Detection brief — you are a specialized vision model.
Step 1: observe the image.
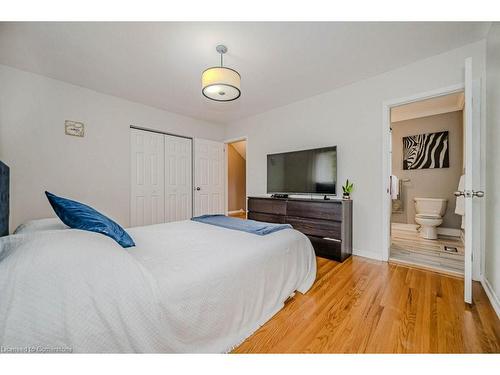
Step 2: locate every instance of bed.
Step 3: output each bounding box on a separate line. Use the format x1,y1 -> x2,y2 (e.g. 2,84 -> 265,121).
0,216 -> 316,352
0,161 -> 9,237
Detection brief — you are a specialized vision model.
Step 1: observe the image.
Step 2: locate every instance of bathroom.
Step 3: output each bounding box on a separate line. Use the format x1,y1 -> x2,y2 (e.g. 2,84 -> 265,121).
389,92 -> 465,276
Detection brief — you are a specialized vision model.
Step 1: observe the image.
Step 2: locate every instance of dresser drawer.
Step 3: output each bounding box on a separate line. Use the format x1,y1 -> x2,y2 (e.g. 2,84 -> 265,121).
287,200 -> 342,221
248,198 -> 287,215
248,212 -> 286,224
307,236 -> 343,261
286,216 -> 341,238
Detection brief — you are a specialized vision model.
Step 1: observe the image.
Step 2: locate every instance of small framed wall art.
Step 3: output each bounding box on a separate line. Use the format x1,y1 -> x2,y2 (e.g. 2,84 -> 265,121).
64,120 -> 85,137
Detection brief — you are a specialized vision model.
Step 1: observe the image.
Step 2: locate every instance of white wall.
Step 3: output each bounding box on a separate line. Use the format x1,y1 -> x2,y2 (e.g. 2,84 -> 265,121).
485,23 -> 500,314
225,41 -> 486,261
0,64 -> 225,230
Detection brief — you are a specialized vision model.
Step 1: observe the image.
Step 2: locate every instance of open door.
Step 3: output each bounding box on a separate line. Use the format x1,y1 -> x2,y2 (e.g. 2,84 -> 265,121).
457,57 -> 484,304
193,138 -> 225,216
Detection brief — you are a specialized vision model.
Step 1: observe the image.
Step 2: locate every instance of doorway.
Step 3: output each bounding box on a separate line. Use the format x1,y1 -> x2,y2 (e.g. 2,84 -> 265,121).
388,92 -> 465,277
382,59 -> 484,305
226,138 -> 247,219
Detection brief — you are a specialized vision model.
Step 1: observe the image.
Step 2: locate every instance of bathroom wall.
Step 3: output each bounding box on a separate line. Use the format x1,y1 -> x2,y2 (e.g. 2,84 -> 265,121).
391,111 -> 463,229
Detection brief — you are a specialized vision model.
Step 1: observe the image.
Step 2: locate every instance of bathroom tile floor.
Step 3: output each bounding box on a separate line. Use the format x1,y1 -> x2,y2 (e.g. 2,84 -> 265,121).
390,226 -> 464,277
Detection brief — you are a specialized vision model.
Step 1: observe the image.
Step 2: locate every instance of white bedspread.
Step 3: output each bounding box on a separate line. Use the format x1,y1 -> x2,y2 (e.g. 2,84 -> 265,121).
0,220 -> 316,353
0,230 -> 170,353
127,220 -> 316,353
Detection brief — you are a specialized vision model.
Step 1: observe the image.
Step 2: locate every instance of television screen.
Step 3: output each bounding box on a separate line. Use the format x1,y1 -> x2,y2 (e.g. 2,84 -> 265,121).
267,146 -> 337,194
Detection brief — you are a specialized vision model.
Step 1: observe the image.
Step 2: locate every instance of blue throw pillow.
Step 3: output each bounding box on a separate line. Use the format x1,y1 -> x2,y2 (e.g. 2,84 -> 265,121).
45,191 -> 135,248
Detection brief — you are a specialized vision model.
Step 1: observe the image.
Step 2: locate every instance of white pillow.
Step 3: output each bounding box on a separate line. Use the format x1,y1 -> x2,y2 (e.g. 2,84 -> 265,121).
14,217 -> 68,235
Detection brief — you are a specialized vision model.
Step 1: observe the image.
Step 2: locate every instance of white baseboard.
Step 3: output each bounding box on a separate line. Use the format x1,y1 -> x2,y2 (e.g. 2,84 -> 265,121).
353,249 -> 385,261
391,223 -> 461,237
481,277 -> 500,319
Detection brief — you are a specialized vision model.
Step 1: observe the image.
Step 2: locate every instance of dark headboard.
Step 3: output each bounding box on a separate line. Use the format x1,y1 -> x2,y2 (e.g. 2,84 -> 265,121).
0,161 -> 9,236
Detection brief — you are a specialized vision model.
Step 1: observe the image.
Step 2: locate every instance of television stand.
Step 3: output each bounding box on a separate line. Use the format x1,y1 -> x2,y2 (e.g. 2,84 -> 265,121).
247,196 -> 352,262
271,193 -> 289,199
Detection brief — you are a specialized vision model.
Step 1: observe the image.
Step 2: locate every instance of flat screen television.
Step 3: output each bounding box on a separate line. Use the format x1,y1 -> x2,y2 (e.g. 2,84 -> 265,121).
267,146 -> 337,195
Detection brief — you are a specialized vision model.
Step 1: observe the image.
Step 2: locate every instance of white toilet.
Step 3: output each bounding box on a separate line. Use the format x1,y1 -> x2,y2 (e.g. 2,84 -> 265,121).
414,198 -> 448,240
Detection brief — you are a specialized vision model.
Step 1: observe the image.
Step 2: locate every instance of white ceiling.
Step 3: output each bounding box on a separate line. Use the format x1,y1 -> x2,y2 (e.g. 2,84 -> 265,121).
391,92 -> 465,123
0,22 -> 491,124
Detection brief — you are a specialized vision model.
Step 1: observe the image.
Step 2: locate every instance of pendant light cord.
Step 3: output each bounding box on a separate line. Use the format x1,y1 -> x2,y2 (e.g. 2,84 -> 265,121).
220,52 -> 223,67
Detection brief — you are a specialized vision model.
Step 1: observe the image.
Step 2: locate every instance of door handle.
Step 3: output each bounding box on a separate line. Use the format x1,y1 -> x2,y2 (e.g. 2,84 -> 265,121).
454,190 -> 484,198
472,190 -> 484,198
195,187 -> 201,191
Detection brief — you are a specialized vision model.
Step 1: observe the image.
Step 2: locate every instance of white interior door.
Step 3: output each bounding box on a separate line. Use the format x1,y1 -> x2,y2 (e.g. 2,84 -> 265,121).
194,138 -> 225,216
164,134 -> 192,222
130,129 -> 165,226
461,57 -> 484,304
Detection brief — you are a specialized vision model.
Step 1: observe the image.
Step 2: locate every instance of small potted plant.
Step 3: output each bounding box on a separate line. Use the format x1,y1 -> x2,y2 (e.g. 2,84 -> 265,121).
342,179 -> 354,200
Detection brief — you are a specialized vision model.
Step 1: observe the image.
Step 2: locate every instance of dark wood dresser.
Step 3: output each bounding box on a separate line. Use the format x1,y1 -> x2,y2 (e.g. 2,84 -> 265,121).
247,196 -> 352,262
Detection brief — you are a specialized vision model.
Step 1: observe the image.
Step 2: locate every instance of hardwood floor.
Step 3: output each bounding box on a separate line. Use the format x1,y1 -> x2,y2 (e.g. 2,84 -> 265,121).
233,256 -> 500,353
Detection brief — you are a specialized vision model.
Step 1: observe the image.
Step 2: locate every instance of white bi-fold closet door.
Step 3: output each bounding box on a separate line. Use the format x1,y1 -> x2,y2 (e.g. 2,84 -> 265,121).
164,134 -> 193,222
130,128 -> 193,227
130,129 -> 165,226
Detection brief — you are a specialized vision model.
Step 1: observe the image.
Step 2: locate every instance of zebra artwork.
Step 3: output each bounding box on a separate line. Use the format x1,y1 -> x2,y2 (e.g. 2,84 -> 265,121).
402,131 -> 449,170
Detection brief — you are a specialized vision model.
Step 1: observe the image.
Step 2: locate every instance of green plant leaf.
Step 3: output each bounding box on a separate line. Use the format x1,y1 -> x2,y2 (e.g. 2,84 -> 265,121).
342,179 -> 354,195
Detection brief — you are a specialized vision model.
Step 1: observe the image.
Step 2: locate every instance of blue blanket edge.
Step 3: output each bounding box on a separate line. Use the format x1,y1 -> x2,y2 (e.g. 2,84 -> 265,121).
191,214 -> 292,236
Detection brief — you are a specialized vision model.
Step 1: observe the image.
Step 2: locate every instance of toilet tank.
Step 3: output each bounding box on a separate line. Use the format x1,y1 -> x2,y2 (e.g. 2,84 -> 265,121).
414,197 -> 448,216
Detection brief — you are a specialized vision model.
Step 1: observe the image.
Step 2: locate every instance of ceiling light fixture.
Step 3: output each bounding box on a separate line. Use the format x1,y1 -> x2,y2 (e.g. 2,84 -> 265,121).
202,45 -> 241,102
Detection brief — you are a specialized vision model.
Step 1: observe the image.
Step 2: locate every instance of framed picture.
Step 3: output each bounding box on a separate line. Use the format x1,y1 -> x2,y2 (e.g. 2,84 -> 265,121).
403,131 -> 449,170
65,120 -> 85,137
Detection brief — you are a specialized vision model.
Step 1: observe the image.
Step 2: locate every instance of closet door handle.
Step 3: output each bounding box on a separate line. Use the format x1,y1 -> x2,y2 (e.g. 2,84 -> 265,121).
195,187 -> 201,191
